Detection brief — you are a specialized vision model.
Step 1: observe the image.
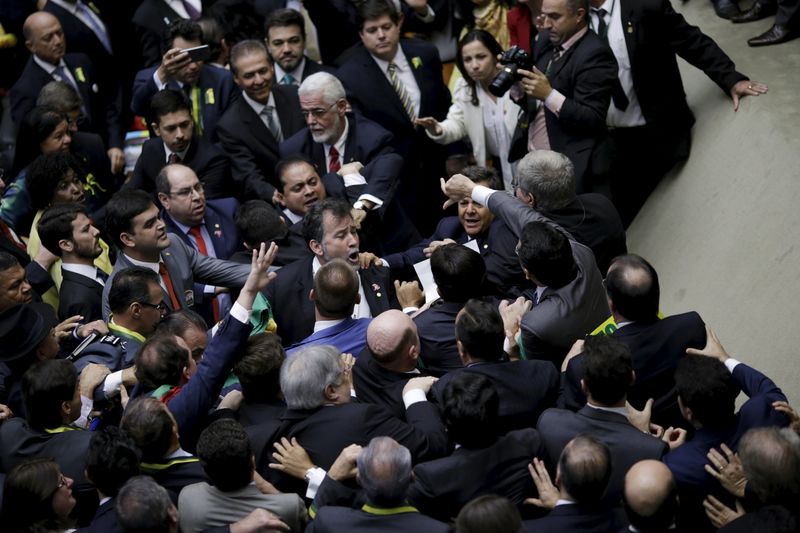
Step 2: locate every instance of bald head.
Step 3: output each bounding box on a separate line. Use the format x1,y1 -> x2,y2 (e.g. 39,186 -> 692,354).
605,254 -> 660,322
366,310 -> 419,372
558,435 -> 611,505
24,12 -> 65,65
624,460 -> 677,531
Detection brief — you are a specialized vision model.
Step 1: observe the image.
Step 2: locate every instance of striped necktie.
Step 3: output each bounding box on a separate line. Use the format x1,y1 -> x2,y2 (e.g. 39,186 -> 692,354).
387,62 -> 416,122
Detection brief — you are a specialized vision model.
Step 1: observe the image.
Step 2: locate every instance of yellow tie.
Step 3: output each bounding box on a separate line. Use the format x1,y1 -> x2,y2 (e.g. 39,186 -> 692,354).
190,86 -> 203,136
387,62 -> 416,122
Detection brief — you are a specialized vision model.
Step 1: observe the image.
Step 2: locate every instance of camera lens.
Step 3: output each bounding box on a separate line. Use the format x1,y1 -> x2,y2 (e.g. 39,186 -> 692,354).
489,65 -> 518,97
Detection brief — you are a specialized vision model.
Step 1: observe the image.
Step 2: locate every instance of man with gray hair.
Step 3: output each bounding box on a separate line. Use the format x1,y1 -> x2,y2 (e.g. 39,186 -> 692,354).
217,39 -> 305,205
269,344 -> 448,496
280,71 -> 417,254
308,437 -> 449,532
514,150 -> 626,273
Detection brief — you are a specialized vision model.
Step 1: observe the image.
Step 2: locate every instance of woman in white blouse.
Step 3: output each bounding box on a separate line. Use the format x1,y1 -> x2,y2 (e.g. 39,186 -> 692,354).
416,29 -> 522,191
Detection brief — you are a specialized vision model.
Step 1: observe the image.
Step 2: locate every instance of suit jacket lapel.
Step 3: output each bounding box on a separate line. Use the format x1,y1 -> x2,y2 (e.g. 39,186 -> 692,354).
364,50 -> 409,125
63,57 -> 92,106
203,208 -> 226,257
619,0 -> 637,63
239,99 -> 279,156
343,116 -> 357,163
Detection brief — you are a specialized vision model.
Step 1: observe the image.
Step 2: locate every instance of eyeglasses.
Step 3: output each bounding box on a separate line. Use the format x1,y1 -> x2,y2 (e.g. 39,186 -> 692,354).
139,300 -> 167,311
300,101 -> 338,119
170,182 -> 204,199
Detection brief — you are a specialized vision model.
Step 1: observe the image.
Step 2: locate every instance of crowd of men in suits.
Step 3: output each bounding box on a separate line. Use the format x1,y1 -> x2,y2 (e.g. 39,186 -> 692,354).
0,0 -> 796,531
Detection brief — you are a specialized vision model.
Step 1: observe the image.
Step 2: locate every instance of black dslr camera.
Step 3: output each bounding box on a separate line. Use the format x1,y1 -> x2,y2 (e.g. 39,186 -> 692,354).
489,45 -> 534,97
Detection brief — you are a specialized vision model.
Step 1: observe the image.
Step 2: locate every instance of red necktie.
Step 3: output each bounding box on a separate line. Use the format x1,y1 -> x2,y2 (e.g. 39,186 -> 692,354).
189,226 -> 219,322
328,146 -> 341,173
159,262 -> 182,310
168,153 -> 182,164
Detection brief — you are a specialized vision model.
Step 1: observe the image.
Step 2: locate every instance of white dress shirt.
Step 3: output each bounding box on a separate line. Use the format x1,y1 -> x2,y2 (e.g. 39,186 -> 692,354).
370,47 -> 422,119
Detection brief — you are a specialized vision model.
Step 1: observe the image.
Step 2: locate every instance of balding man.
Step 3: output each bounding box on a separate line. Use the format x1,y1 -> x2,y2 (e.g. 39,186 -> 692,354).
623,460 -> 679,532
352,309 -> 430,420
10,12 -> 123,159
286,259 -> 372,356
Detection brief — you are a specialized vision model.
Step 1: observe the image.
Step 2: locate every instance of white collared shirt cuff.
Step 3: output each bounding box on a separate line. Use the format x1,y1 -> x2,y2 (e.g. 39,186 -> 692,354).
471,184 -> 495,206
230,302 -> 250,324
304,467 -> 327,499
545,90 -> 566,116
153,69 -> 168,90
402,306 -> 419,314
403,388 -> 428,409
724,358 -> 741,373
357,194 -> 383,209
416,4 -> 435,22
203,284 -> 215,295
343,172 -> 367,187
102,370 -> 125,397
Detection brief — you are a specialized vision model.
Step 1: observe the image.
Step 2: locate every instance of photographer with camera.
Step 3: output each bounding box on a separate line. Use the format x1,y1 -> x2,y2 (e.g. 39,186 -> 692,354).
510,0 -> 618,194
416,30 -> 523,192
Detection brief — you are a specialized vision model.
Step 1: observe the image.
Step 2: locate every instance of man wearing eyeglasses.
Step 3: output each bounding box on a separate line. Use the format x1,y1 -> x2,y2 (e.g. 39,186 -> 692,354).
157,164 -> 241,325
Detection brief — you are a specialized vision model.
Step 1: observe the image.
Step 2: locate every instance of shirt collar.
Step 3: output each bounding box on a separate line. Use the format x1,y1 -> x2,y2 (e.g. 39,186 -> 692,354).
559,26 -> 589,53
169,213 -> 203,234
586,401 -> 629,418
123,253 -> 163,271
242,90 -> 275,116
33,54 -> 64,74
370,45 -> 408,75
324,117 -> 349,157
282,208 -> 303,225
61,263 -> 100,282
48,0 -> 81,14
164,143 -> 189,163
274,56 -> 306,83
313,318 -> 346,333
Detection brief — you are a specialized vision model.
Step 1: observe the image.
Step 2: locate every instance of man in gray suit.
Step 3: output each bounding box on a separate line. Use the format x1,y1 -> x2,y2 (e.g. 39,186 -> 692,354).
101,189 -> 250,321
441,173 -> 609,367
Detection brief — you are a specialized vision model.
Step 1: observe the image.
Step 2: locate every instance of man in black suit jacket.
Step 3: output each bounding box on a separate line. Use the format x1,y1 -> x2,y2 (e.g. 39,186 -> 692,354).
128,89 -> 231,199
537,336 -> 675,508
37,203 -> 105,322
217,39 -> 305,204
352,309 -> 430,420
10,12 -> 123,157
514,150 -> 626,274
336,0 -> 452,234
265,198 -> 399,347
561,254 -> 706,430
514,0 -> 618,193
430,300 -> 558,434
264,8 -> 337,86
589,0 -> 766,225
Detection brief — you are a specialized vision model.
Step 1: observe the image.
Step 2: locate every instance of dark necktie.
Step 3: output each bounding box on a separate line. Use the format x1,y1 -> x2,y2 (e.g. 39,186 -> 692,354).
589,8 -> 630,111
592,8 -> 608,39
328,146 -> 341,173
545,46 -> 564,76
96,268 -> 109,285
168,153 -> 182,164
182,0 -> 201,20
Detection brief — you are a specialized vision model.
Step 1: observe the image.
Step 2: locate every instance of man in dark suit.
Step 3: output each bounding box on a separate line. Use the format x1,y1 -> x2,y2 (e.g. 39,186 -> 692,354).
132,0 -> 201,68
157,164 -> 241,326
336,0 -> 451,234
431,299 -> 559,434
10,12 -> 123,161
217,39 -> 305,205
537,335 -> 674,507
561,254 -> 707,430
264,8 -> 336,86
514,0 -> 618,193
352,309 -> 429,420
523,435 -> 619,532
128,89 -> 231,199
102,190 -> 251,318
232,198 -> 310,268
514,150 -> 626,274
282,71 -> 415,254
265,198 -> 399,347
587,0 -> 767,225
37,203 -> 104,322
131,19 -> 237,142
623,460 -> 681,533
410,372 -> 544,522
664,333 -> 789,531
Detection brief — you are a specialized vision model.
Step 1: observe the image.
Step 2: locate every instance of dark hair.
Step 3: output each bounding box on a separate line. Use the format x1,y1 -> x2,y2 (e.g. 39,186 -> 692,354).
25,151 -> 84,211
582,335 -> 634,405
37,203 -> 88,258
11,107 -> 68,176
313,259 -> 360,318
135,332 -> 190,390
234,200 -> 288,246
455,299 -> 505,362
0,251 -> 19,272
36,81 -> 82,115
105,190 -> 156,249
674,355 -> 738,431
455,495 -> 524,533
149,89 -> 192,125
86,427 -> 142,497
441,372 -> 499,448
357,0 -> 400,30
116,476 -> 174,533
265,8 -> 306,40
154,165 -> 174,197
158,309 -> 208,339
302,197 -> 352,245
162,18 -> 203,53
207,0 -> 264,48
559,434 -> 612,505
197,17 -> 223,63
234,333 -> 285,402
276,154 -> 317,189
461,164 -> 503,190
605,255 -> 660,322
517,221 -> 577,288
456,30 -> 504,106
108,267 -> 161,316
22,359 -> 77,430
120,397 -> 175,463
2,458 -> 71,532
431,244 -> 486,302
229,39 -> 269,76
196,419 -> 253,491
